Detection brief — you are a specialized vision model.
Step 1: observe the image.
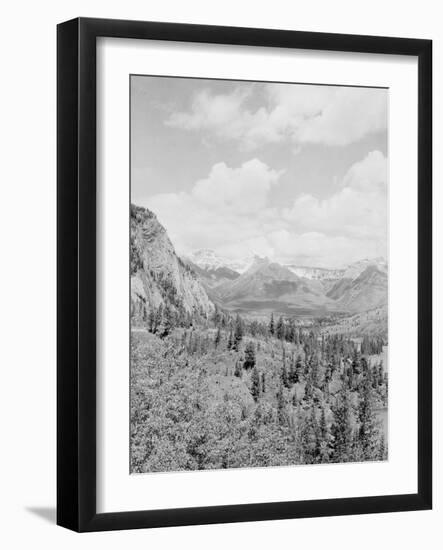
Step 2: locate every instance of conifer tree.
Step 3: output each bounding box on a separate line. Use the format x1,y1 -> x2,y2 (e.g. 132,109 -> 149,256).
358,375 -> 379,460
287,319 -> 295,343
276,316 -> 285,340
318,405 -> 332,463
233,314 -> 244,351
148,308 -> 155,333
243,341 -> 256,370
295,355 -> 303,381
269,313 -> 275,336
276,385 -> 288,426
158,304 -> 173,338
251,367 -> 261,402
261,372 -> 266,394
331,390 -> 353,462
214,327 -> 221,348
227,329 -> 233,350
300,406 -> 319,463
281,363 -> 290,389
289,358 -> 297,385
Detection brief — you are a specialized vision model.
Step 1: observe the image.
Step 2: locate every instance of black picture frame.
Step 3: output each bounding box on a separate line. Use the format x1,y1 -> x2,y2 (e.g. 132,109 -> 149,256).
57,17 -> 432,532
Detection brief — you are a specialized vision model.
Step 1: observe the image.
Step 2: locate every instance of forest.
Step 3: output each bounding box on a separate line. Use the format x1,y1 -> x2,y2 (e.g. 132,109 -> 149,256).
130,305 -> 388,473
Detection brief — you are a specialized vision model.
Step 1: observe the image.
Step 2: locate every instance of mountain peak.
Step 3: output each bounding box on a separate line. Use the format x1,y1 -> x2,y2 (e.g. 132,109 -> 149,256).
187,248 -> 252,274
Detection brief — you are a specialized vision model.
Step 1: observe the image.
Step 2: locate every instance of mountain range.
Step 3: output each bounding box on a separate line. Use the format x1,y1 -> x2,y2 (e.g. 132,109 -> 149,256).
185,248 -> 387,316
131,205 -> 388,322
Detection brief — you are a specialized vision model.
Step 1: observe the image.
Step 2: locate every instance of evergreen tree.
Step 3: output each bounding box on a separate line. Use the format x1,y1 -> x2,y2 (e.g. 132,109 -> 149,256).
331,390 -> 353,462
300,406 -> 318,463
233,314 -> 244,351
227,329 -> 233,350
358,374 -> 380,460
281,363 -> 290,389
276,385 -> 288,426
269,313 -> 275,336
261,372 -> 266,394
148,308 -> 155,333
251,367 -> 261,402
158,304 -> 173,338
318,406 -> 332,463
243,342 -> 256,370
276,316 -> 285,340
287,319 -> 296,343
295,355 -> 303,381
288,357 -> 298,385
212,304 -> 221,326
214,327 -> 221,348
304,377 -> 313,401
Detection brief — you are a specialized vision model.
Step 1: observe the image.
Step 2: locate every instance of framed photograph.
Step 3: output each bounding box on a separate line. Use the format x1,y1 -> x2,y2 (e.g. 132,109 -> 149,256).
57,17 -> 432,532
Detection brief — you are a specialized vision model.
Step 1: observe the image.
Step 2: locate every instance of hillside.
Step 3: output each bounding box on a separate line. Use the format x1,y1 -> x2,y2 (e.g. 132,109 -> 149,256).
215,256 -> 335,315
335,265 -> 388,312
130,204 -> 214,324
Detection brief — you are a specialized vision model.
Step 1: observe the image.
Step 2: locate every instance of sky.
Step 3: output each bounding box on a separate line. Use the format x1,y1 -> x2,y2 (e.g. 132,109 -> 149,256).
131,75 -> 388,269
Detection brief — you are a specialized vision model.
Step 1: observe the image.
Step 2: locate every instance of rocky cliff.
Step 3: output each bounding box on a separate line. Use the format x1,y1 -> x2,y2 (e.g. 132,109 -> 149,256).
130,204 -> 214,324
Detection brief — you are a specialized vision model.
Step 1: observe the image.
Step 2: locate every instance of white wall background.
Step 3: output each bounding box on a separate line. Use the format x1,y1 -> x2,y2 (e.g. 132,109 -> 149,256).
0,1 -> 440,548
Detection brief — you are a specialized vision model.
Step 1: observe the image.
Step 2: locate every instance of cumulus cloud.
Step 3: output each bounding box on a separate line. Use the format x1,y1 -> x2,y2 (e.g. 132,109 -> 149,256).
282,150 -> 387,242
148,159 -> 284,256
146,151 -> 387,268
166,84 -> 387,150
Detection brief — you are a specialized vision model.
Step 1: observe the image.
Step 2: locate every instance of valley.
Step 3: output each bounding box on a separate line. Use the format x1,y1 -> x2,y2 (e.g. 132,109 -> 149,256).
130,204 -> 389,473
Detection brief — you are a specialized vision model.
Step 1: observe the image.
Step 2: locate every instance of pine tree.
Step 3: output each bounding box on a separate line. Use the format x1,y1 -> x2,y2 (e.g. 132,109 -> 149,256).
276,316 -> 285,340
227,329 -> 233,350
318,406 -> 332,463
251,367 -> 261,402
289,357 -> 297,385
148,308 -> 155,333
214,327 -> 221,348
358,374 -> 380,460
233,314 -> 244,351
287,319 -> 295,343
158,304 -> 173,338
212,304 -> 221,325
281,363 -> 290,389
331,390 -> 353,462
261,372 -> 266,394
243,342 -> 256,370
300,406 -> 318,464
276,385 -> 288,426
269,313 -> 275,336
295,355 -> 303,381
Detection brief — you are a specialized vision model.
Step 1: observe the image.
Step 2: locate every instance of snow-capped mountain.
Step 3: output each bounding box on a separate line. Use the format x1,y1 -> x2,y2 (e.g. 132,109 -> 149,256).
285,265 -> 345,281
186,249 -> 252,274
187,249 -> 387,282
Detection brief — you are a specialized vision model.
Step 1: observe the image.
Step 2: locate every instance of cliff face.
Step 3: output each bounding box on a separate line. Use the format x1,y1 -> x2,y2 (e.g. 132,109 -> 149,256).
130,204 -> 214,324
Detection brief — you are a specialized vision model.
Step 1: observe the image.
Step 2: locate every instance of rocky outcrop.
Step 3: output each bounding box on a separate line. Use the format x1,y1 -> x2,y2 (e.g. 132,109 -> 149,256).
130,204 -> 214,324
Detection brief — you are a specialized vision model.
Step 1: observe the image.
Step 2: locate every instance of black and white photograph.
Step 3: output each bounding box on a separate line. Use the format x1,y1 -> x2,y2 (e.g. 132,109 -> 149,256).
130,76 -> 389,473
